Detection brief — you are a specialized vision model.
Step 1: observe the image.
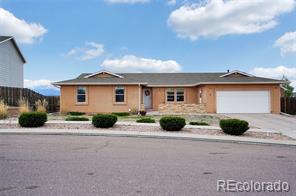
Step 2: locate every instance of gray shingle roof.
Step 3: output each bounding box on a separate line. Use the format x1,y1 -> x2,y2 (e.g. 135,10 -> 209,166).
53,72 -> 284,86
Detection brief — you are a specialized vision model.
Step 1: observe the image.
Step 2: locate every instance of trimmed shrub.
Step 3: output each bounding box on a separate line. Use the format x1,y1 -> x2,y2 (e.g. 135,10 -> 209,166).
189,121 -> 209,126
65,116 -> 89,121
136,117 -> 155,123
92,114 -> 117,128
160,116 -> 186,131
112,112 -> 130,116
67,112 -> 86,116
219,119 -> 249,136
139,111 -> 146,116
19,112 -> 47,127
0,100 -> 8,119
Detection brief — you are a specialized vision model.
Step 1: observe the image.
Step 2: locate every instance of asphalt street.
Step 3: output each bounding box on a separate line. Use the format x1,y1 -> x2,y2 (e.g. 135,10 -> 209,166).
0,135 -> 295,196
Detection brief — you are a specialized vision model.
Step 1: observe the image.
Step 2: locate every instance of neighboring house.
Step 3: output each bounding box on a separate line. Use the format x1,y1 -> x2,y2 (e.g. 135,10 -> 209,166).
53,70 -> 284,114
0,36 -> 26,88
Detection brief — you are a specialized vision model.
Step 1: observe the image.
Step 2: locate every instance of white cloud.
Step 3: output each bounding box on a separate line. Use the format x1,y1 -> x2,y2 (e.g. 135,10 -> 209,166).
274,31 -> 296,56
24,79 -> 57,90
168,0 -> 296,41
0,8 -> 47,44
101,55 -> 181,73
65,42 -> 105,61
105,0 -> 149,4
250,66 -> 296,88
167,0 -> 176,6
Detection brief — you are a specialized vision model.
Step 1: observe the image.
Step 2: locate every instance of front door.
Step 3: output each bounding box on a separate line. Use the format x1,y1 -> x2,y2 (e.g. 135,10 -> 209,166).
143,88 -> 152,109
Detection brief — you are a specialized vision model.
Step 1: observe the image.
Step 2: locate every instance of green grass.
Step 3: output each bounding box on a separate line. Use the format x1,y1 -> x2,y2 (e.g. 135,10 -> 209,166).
189,121 -> 209,126
136,117 -> 156,123
65,116 -> 89,121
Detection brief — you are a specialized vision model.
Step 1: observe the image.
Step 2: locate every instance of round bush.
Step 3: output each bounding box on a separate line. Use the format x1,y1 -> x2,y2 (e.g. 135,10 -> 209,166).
160,116 -> 186,131
19,112 -> 47,127
219,119 -> 249,135
92,114 -> 117,128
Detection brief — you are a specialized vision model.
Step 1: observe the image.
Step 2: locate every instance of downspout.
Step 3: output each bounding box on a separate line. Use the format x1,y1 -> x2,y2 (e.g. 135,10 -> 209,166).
138,84 -> 141,113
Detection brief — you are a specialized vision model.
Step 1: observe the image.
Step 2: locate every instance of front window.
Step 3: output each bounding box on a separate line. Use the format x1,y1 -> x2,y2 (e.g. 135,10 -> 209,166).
176,88 -> 184,102
115,86 -> 125,102
77,86 -> 86,103
167,88 -> 175,102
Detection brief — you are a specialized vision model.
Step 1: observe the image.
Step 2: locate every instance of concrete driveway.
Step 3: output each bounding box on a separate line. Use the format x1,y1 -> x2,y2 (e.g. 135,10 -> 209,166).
226,114 -> 296,139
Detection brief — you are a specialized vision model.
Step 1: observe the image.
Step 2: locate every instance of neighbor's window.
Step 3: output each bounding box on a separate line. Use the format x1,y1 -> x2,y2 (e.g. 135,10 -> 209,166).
115,86 -> 125,102
77,86 -> 86,103
167,88 -> 175,102
176,88 -> 184,102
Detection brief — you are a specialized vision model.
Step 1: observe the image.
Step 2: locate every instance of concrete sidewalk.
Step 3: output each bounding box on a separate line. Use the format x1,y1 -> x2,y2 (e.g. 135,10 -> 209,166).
0,128 -> 295,146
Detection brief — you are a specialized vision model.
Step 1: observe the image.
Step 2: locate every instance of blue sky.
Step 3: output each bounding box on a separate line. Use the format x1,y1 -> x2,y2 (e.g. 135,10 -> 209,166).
0,0 -> 296,94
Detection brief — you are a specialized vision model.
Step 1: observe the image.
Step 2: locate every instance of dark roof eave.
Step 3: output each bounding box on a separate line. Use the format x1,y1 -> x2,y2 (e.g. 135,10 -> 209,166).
52,81 -> 284,87
52,82 -> 148,86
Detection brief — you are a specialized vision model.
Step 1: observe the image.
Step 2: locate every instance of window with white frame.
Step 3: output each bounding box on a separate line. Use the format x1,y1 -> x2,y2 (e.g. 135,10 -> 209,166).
166,88 -> 175,102
115,86 -> 125,102
176,88 -> 184,102
76,86 -> 86,103
166,88 -> 185,102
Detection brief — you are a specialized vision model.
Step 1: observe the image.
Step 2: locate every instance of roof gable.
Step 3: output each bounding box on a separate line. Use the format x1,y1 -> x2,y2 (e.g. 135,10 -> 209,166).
84,71 -> 124,79
0,36 -> 26,63
220,70 -> 253,78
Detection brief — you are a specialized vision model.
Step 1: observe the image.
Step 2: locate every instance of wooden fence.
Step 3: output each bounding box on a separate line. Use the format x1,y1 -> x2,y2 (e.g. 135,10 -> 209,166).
0,86 -> 60,113
281,97 -> 296,115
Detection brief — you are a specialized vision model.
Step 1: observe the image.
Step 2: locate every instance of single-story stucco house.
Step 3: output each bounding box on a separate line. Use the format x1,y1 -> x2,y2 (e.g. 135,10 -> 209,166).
53,70 -> 284,114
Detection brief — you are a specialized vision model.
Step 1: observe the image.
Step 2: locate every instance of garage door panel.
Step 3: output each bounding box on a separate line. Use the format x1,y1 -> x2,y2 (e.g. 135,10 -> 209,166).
216,91 -> 270,113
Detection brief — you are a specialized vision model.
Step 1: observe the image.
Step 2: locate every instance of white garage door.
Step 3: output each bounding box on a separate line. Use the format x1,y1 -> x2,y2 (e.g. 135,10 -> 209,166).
216,91 -> 270,113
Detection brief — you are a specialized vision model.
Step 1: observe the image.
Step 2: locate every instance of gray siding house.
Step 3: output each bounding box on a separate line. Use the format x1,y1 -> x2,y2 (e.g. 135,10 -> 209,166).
0,36 -> 26,88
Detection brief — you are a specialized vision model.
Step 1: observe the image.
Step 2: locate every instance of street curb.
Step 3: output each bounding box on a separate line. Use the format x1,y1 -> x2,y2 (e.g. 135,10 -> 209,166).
0,130 -> 295,147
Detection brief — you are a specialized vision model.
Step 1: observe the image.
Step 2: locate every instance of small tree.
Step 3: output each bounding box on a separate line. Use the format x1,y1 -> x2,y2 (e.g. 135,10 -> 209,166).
282,75 -> 294,97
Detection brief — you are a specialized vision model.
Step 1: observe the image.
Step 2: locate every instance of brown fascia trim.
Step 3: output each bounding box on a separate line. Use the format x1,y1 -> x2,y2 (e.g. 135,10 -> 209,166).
52,81 -> 284,87
52,82 -> 148,87
147,81 -> 285,87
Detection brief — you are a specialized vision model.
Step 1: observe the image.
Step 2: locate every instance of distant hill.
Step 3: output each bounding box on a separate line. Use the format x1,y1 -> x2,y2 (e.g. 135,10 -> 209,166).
30,88 -> 60,96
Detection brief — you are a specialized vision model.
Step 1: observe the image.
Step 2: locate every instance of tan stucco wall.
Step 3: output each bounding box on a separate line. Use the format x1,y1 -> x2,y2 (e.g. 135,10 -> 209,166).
60,85 -> 140,113
201,84 -> 281,113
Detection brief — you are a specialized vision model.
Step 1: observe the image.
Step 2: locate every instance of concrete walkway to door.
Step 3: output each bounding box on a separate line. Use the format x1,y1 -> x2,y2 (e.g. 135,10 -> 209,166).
226,114 -> 296,139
